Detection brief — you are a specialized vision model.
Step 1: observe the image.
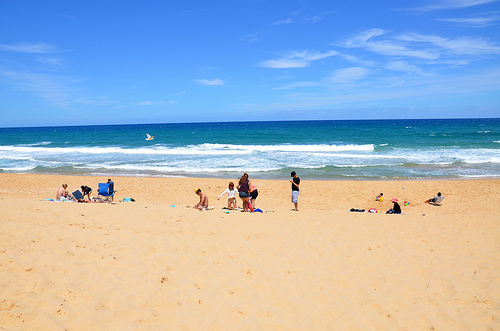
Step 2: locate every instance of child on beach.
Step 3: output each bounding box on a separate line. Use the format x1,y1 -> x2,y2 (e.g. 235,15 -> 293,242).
218,182 -> 238,210
376,193 -> 383,201
193,188 -> 209,210
249,182 -> 258,209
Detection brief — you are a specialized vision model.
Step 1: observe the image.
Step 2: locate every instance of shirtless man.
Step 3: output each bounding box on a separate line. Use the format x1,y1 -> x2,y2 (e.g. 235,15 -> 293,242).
56,184 -> 68,201
193,188 -> 209,210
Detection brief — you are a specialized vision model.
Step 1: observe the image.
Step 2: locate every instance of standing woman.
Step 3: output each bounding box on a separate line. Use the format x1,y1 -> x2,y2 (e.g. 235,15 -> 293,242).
237,173 -> 251,212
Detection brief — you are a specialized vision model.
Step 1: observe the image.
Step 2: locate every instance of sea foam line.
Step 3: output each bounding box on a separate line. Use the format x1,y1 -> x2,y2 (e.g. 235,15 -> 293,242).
0,143 -> 375,155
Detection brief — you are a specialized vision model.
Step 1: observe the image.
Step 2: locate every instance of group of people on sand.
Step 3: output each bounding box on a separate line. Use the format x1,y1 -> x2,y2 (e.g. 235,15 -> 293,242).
373,191 -> 444,214
194,171 -> 301,212
56,179 -> 115,202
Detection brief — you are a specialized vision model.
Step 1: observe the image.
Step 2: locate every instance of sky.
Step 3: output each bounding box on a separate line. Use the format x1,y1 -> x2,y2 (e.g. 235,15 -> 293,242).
1,0 -> 500,127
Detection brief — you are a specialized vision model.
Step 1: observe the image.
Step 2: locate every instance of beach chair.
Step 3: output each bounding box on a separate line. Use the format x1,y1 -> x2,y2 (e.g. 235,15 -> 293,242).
431,196 -> 445,206
97,183 -> 112,201
72,190 -> 84,201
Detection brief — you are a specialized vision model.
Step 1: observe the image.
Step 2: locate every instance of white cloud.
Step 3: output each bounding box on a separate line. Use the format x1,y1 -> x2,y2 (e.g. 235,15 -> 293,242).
272,18 -> 292,25
414,0 -> 499,10
131,101 -> 174,106
258,50 -> 339,68
0,42 -> 63,53
258,59 -> 309,68
437,15 -> 500,27
36,56 -> 63,66
273,81 -> 322,90
304,11 -> 335,23
385,61 -> 423,73
345,28 -> 388,46
398,33 -> 500,56
195,78 -> 224,86
345,29 -> 440,59
328,67 -> 369,83
1,71 -> 77,106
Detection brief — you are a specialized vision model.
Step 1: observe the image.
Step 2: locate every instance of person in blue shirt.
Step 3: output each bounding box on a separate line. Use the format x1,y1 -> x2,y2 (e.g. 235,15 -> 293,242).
107,178 -> 115,201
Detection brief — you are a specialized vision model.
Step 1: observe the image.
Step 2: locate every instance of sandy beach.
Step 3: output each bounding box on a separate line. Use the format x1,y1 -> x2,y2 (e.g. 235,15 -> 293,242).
1,173 -> 499,330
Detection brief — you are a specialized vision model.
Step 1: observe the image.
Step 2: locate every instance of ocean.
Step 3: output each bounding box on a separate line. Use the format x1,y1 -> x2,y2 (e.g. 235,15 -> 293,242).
0,118 -> 499,180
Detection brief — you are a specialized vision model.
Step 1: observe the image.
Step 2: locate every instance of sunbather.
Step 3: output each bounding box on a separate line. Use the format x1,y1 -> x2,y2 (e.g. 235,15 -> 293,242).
425,192 -> 444,205
193,188 -> 209,210
56,184 -> 68,201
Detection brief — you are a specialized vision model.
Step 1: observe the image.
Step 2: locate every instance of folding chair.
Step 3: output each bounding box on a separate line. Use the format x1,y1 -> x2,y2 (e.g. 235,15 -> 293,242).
98,183 -> 112,202
72,190 -> 84,201
431,196 -> 445,206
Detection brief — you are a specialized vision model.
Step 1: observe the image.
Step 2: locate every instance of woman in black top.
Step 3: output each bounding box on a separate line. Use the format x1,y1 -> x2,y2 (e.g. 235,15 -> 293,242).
81,185 -> 92,200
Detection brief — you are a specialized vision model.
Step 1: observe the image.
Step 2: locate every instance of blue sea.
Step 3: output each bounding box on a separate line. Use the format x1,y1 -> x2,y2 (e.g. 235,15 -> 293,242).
0,119 -> 499,180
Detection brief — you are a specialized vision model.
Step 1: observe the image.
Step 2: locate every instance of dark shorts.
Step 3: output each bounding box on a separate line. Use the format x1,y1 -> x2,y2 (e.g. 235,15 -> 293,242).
250,190 -> 258,199
239,191 -> 249,199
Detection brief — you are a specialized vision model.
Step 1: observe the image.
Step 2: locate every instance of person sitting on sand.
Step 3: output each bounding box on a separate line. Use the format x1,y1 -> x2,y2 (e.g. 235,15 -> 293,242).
425,192 -> 443,204
218,182 -> 238,210
56,184 -> 68,201
376,193 -> 383,201
193,188 -> 209,210
386,198 -> 401,214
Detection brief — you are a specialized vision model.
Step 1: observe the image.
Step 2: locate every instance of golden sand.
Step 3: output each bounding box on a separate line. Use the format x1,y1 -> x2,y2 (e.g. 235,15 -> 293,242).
1,174 -> 499,329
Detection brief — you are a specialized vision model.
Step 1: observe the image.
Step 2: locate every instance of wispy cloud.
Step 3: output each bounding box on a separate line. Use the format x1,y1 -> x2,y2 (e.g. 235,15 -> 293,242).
1,71 -> 78,106
437,15 -> 500,27
195,78 -> 224,86
304,11 -> 335,23
272,18 -> 293,25
36,56 -> 63,67
273,81 -> 322,90
258,50 -> 339,68
237,67 -> 500,112
132,100 -> 175,106
384,61 -> 423,73
0,42 -> 64,53
241,31 -> 266,44
327,67 -> 369,83
397,33 -> 500,56
344,28 -> 500,63
413,0 -> 499,11
345,29 -> 440,60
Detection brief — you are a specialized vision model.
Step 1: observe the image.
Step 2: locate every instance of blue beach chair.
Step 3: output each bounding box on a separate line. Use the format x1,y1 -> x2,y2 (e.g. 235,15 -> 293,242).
98,183 -> 112,201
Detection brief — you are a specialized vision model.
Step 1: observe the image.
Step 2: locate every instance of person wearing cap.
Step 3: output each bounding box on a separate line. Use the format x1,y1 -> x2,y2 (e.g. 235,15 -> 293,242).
193,188 -> 209,210
386,198 -> 401,214
290,171 -> 300,211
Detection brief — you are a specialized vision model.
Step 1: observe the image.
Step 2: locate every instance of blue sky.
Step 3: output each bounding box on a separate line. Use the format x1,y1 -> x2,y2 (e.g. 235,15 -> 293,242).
1,0 -> 500,127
